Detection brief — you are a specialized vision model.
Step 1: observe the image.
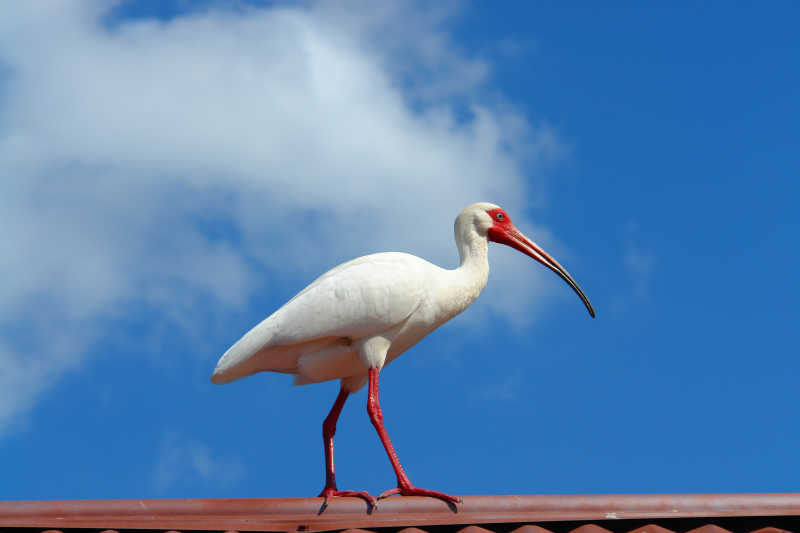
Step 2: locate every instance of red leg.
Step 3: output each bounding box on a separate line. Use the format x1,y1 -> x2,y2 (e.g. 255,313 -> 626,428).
367,368 -> 461,504
318,387 -> 376,508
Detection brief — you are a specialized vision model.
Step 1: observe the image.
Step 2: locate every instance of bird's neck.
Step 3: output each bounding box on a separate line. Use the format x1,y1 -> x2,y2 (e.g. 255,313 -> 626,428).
424,228 -> 489,324
454,228 -> 490,296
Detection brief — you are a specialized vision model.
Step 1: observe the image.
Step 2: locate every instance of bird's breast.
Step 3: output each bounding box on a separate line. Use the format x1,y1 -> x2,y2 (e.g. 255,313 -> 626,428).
384,266 -> 487,362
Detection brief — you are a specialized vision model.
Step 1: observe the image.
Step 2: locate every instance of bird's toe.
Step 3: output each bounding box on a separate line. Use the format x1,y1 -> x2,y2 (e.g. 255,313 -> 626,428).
378,485 -> 461,504
319,487 -> 377,510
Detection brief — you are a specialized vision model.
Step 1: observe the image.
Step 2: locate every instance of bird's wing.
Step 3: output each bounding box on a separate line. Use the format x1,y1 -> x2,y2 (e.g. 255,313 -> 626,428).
211,252 -> 433,382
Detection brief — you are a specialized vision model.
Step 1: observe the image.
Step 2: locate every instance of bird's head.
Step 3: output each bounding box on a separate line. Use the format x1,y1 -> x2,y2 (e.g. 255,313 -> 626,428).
474,203 -> 595,318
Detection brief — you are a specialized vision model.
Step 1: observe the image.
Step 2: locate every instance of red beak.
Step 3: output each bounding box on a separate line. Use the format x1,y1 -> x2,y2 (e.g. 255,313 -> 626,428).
489,225 -> 595,318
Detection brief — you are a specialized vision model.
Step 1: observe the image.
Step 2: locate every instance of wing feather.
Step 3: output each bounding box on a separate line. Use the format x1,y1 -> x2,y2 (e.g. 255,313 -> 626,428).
210,252 -> 430,384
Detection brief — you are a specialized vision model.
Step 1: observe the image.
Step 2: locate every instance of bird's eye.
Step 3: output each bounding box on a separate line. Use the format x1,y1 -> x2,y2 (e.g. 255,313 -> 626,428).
495,212 -> 505,221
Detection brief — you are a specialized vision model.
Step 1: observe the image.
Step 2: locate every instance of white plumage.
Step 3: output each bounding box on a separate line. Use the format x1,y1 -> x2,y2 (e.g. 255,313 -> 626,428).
211,202 -> 496,392
210,201 -> 593,506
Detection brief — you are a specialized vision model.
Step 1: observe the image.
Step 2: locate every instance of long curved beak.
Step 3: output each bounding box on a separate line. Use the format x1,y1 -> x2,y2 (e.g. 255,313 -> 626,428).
493,226 -> 595,318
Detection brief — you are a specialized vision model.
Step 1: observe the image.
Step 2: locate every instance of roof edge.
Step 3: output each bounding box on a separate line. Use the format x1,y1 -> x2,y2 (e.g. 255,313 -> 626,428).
2,493 -> 799,532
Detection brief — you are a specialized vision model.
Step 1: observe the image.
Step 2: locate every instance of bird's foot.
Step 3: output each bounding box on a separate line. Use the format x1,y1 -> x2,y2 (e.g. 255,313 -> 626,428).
378,484 -> 462,504
319,486 -> 377,512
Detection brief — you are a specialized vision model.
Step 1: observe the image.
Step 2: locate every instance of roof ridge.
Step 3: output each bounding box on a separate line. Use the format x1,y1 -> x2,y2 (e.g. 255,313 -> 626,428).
2,494 -> 800,532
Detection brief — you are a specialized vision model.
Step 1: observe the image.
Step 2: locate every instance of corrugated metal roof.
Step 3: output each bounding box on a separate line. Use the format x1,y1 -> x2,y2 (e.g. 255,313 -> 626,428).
1,494 -> 798,533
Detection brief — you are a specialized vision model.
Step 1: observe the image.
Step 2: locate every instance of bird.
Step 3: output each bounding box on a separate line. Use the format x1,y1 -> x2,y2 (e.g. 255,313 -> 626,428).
211,202 -> 594,508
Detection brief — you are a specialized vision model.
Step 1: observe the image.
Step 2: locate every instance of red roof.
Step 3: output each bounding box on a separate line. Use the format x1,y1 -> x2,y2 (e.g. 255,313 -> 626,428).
1,494 -> 798,533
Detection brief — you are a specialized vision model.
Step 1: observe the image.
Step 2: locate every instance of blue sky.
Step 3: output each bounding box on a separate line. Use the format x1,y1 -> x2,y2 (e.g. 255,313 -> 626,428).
1,1 -> 799,500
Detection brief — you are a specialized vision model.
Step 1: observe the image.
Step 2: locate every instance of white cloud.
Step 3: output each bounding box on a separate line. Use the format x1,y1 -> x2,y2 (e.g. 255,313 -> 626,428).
0,2 -> 564,434
624,220 -> 656,300
152,431 -> 245,493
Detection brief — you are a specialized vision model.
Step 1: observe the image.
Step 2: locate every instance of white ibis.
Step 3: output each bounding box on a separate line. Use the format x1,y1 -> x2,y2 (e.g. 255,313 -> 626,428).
211,202 -> 594,508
